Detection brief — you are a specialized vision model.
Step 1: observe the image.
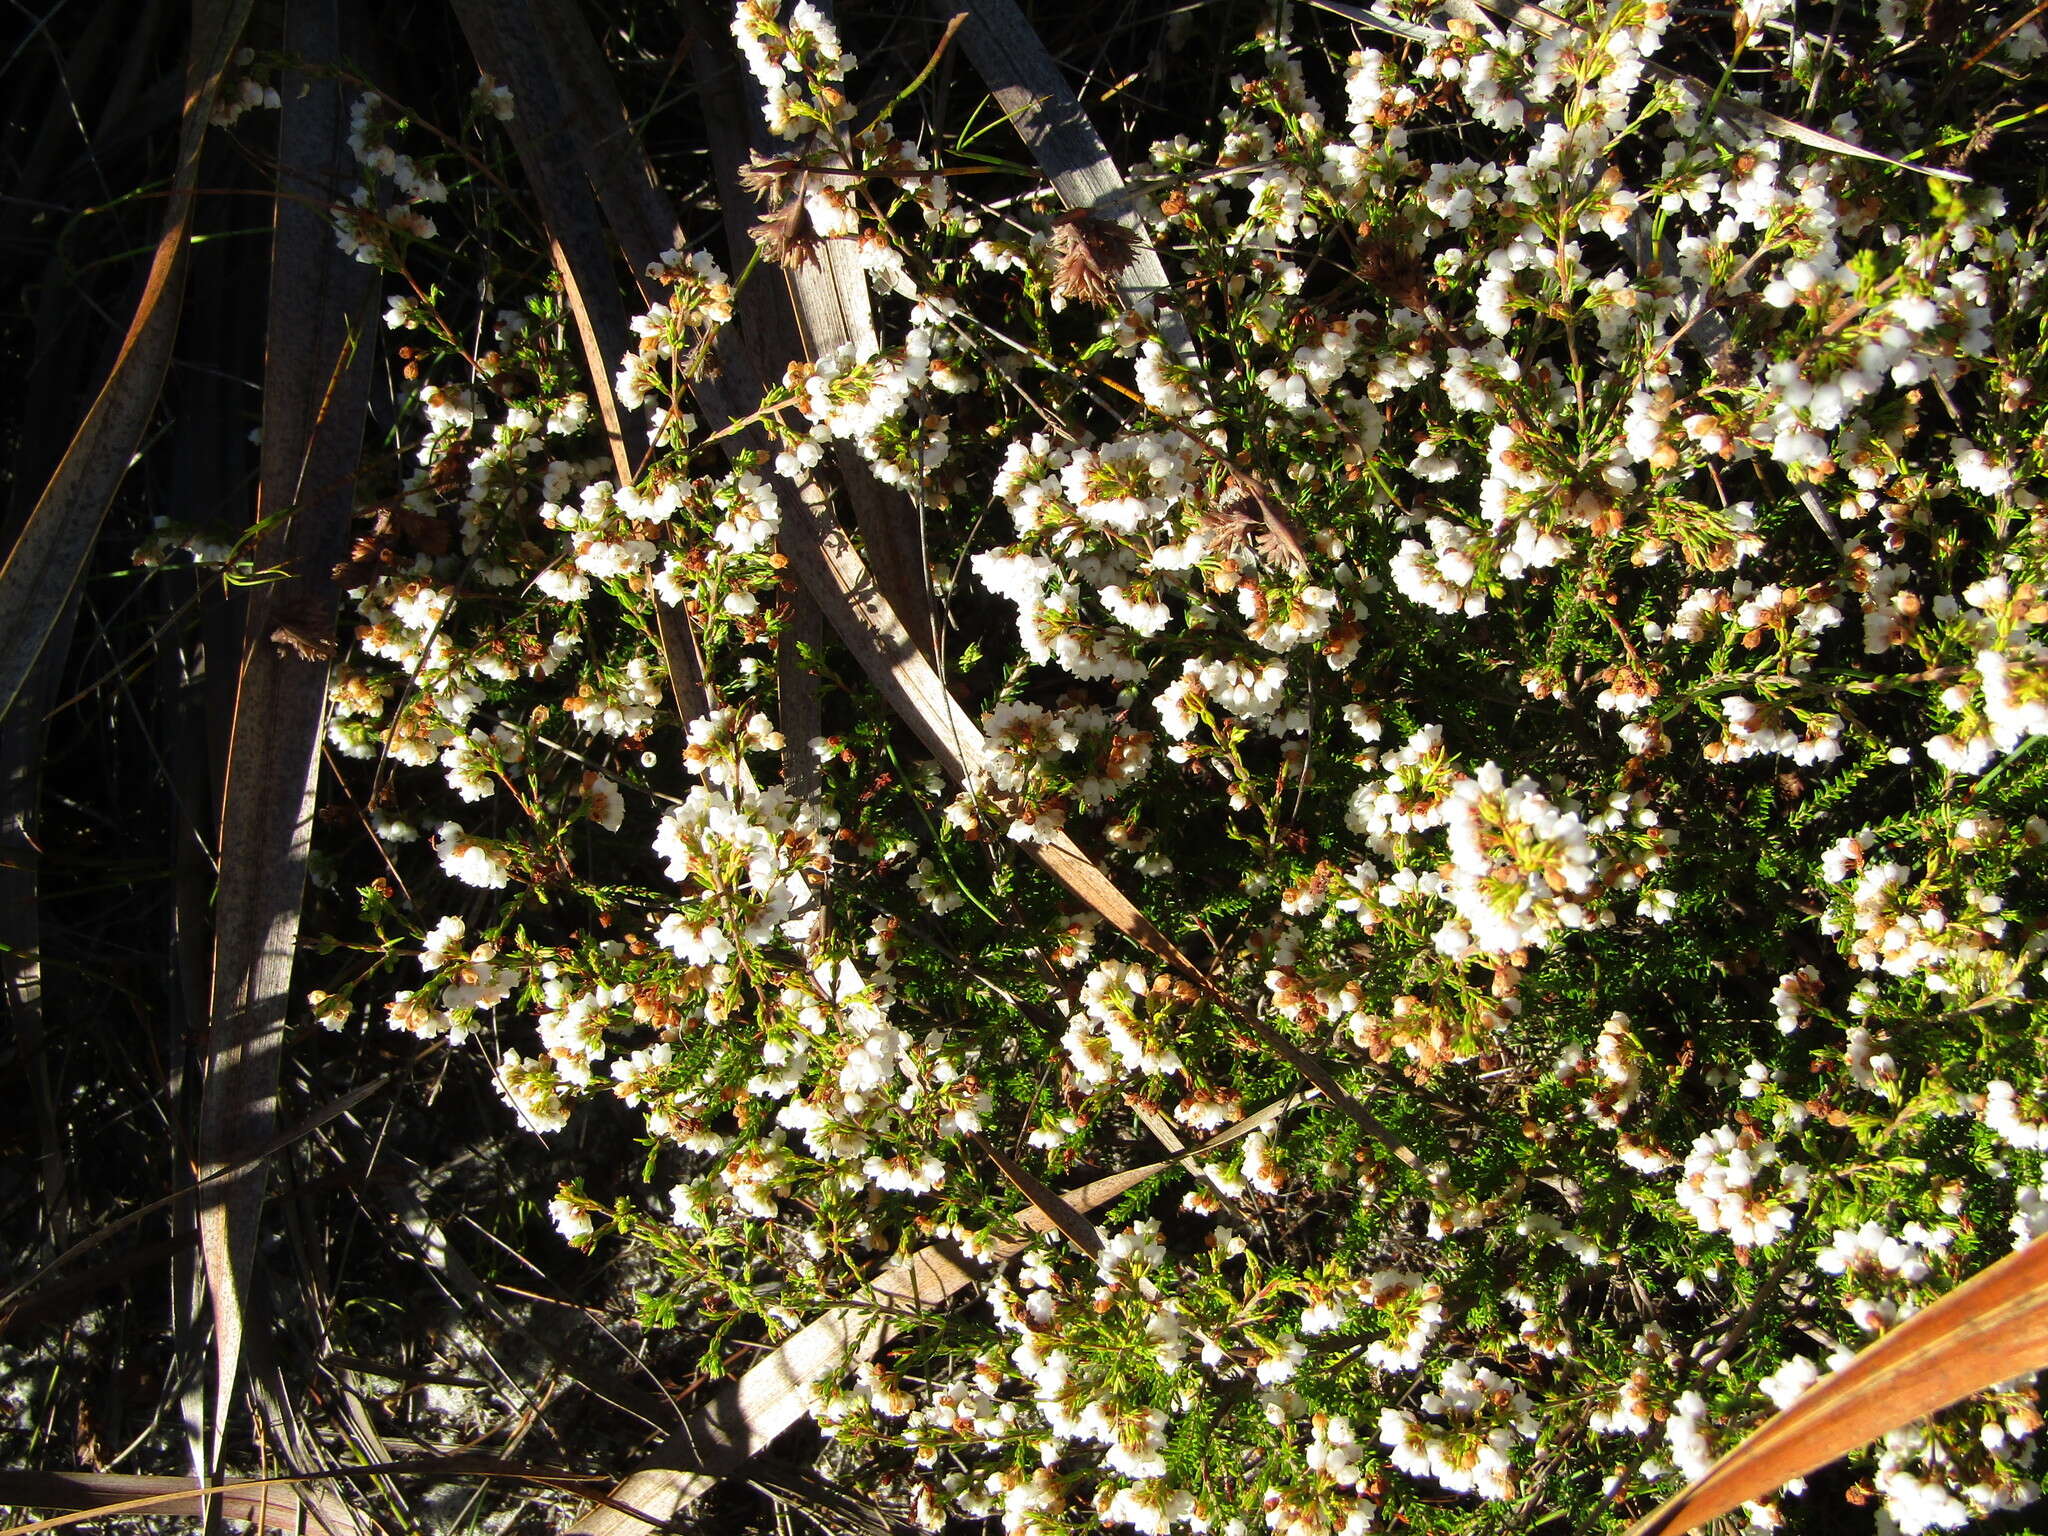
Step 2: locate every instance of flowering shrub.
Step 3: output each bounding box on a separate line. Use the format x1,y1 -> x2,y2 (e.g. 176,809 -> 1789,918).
220,0 -> 2048,1529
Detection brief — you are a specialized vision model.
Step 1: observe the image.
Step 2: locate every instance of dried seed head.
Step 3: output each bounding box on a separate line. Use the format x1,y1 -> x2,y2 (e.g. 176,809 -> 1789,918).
1198,497 -> 1258,553
1212,468 -> 1310,572
269,593 -> 338,663
750,198 -> 821,269
1355,235 -> 1428,311
1252,507 -> 1310,572
1047,210 -> 1140,307
737,150 -> 794,204
271,623 -> 337,663
393,506 -> 451,556
331,534 -> 392,589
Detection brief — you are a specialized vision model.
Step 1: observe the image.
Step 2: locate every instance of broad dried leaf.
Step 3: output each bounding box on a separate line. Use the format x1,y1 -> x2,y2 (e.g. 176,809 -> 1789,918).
954,0 -> 1195,360
974,1131 -> 1104,1254
530,0 -> 687,302
0,1470 -> 365,1535
744,1 -> 937,661
198,2 -> 374,1471
681,19 -> 896,781
455,0 -> 716,723
1625,1236 -> 2048,1536
0,0 -> 254,724
677,17 -> 828,786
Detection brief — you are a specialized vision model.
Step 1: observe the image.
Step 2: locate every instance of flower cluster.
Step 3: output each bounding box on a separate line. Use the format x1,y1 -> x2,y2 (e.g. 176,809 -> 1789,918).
294,1 -> 2048,1532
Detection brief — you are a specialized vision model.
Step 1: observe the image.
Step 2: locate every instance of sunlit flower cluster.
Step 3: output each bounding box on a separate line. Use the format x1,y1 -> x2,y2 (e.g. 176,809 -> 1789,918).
296,0 -> 2048,1530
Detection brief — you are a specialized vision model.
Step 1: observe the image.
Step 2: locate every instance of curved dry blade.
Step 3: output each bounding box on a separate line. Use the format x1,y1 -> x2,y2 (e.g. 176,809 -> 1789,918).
198,0 -> 375,1473
1625,1237 -> 2048,1536
0,0 -> 255,725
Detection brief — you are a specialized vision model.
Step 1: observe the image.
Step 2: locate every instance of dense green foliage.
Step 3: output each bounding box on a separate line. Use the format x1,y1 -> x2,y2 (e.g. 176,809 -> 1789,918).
51,0 -> 2048,1531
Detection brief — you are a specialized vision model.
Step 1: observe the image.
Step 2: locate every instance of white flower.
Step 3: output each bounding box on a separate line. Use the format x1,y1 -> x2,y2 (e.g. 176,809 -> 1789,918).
549,1194 -> 593,1241
1951,438 -> 2014,495
1301,1295 -> 1351,1335
1984,1081 -> 2048,1151
435,823 -> 512,888
585,774 -> 625,832
1440,764 -> 1599,957
420,914 -> 466,970
1673,1124 -> 1809,1248
1757,1354 -> 1820,1410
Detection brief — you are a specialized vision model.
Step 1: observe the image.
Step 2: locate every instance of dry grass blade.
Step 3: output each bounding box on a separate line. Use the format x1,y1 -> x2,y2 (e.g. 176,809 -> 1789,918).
247,1354 -> 378,1536
0,0 -> 253,725
0,1471 -> 364,1534
0,1074 -> 392,1325
1292,0 -> 1445,45
953,0 -> 1195,361
1691,88 -> 1970,183
745,1457 -> 916,1536
455,0 -> 717,724
0,1457 -> 609,1536
565,1098 -> 1300,1536
725,1 -> 938,661
0,1238 -> 190,1337
1624,1236 -> 2048,1536
197,5 -> 375,1469
0,629 -> 72,1255
529,0 -> 688,300
972,1131 -> 1104,1254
